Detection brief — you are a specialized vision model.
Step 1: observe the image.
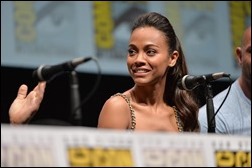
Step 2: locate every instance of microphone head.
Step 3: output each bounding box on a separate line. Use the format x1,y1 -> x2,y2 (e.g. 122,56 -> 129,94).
32,65 -> 46,81
177,75 -> 193,91
32,64 -> 63,82
177,75 -> 204,91
177,76 -> 185,90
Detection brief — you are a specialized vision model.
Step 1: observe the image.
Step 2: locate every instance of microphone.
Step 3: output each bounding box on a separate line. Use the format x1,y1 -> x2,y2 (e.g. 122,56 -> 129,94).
177,72 -> 230,91
33,57 -> 92,81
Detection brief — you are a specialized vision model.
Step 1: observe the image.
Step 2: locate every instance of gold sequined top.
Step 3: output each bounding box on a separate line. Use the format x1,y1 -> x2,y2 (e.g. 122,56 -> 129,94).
112,93 -> 183,132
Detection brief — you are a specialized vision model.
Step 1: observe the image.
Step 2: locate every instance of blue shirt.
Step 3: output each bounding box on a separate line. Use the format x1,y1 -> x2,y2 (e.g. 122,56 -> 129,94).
198,80 -> 251,136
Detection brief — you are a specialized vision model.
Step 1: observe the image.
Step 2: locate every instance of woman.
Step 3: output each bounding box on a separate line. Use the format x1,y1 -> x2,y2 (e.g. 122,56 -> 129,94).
97,12 -> 199,132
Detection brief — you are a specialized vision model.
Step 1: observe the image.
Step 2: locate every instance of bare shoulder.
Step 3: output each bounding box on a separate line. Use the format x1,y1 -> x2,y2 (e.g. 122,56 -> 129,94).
101,93 -> 131,116
97,93 -> 131,129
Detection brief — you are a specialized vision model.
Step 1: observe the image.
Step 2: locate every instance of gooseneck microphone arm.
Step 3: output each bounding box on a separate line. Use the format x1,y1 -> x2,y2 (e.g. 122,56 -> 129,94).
205,83 -> 215,133
69,71 -> 82,126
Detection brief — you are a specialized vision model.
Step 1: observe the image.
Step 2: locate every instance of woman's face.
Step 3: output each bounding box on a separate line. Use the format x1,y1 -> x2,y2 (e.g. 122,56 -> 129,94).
127,26 -> 177,86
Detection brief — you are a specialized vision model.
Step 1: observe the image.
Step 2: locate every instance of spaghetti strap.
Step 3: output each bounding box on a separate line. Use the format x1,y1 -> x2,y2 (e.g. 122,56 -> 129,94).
112,93 -> 136,130
173,106 -> 183,132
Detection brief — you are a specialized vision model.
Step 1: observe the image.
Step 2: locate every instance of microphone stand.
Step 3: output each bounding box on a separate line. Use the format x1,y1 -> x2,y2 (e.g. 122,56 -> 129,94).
204,83 -> 215,133
69,71 -> 82,126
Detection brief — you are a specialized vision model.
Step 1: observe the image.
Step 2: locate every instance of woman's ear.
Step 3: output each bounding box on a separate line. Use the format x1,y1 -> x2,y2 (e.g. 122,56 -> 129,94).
168,50 -> 179,67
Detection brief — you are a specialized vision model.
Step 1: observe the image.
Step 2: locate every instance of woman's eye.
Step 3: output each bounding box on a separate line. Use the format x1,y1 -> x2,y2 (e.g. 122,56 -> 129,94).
128,49 -> 136,55
147,50 -> 156,56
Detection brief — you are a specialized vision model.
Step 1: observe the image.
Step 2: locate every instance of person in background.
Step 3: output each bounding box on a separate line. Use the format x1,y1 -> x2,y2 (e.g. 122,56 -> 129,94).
198,26 -> 251,136
9,12 -> 200,132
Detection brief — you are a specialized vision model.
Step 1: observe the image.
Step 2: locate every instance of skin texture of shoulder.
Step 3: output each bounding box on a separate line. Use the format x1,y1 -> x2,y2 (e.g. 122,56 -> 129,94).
97,93 -> 132,130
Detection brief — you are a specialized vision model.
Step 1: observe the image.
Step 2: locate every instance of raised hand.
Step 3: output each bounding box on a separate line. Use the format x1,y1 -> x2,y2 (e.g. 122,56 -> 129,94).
9,82 -> 46,124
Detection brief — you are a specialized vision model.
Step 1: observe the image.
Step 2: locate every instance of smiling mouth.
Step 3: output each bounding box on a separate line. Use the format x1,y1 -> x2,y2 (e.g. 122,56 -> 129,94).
133,69 -> 149,73
132,68 -> 151,77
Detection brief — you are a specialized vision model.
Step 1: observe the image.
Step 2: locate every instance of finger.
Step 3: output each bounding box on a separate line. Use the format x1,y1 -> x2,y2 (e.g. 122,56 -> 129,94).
16,84 -> 28,99
33,82 -> 46,101
38,81 -> 46,93
34,82 -> 46,92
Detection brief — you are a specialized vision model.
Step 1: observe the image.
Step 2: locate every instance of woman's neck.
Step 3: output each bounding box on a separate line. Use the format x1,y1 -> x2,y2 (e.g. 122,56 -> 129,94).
130,84 -> 165,105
